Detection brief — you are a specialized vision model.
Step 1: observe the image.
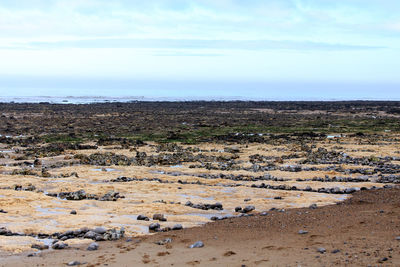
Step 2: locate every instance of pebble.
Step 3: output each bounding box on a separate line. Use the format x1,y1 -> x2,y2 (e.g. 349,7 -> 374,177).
331,249 -> 341,254
298,230 -> 308,235
189,241 -> 204,248
395,236 -> 400,241
317,247 -> 326,253
87,242 -> 99,251
67,261 -> 81,266
70,210 -> 77,215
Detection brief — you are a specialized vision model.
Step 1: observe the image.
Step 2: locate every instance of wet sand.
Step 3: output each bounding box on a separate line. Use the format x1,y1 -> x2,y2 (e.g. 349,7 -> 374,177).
2,187 -> 399,266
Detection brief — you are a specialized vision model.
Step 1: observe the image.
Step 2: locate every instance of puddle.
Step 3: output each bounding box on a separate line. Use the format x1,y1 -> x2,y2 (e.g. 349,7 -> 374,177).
149,170 -> 165,174
169,165 -> 183,168
178,194 -> 214,201
35,206 -> 68,215
92,168 -> 120,172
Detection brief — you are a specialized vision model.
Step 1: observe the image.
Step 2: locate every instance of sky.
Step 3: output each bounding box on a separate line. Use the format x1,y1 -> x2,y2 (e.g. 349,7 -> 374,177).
0,0 -> 400,99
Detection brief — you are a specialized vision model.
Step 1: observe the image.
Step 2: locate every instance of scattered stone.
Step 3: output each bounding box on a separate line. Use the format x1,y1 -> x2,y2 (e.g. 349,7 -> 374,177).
70,210 -> 77,215
260,211 -> 269,216
298,230 -> 308,235
235,206 -> 242,212
331,249 -> 341,254
189,241 -> 204,248
87,242 -> 99,251
317,247 -> 326,253
0,209 -> 7,213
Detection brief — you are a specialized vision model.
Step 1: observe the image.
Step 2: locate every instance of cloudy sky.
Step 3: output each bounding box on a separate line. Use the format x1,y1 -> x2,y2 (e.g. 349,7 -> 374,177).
0,0 -> 399,99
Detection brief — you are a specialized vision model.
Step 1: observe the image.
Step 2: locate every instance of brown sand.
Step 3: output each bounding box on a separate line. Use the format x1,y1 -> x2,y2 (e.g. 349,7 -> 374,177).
1,188 -> 399,266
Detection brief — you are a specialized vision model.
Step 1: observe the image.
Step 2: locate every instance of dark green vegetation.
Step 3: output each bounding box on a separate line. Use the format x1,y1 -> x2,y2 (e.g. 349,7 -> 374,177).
0,101 -> 399,144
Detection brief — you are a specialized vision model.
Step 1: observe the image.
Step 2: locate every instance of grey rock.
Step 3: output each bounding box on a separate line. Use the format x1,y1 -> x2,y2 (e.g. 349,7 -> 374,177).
83,231 -> 97,239
298,230 -> 308,235
155,238 -> 172,245
331,249 -> 341,254
317,247 -> 326,253
87,242 -> 99,251
189,241 -> 204,248
93,227 -> 107,234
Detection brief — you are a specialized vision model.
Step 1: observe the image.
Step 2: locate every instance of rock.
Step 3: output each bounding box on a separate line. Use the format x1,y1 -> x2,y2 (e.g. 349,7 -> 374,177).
87,242 -> 99,251
153,214 -> 167,221
172,224 -> 183,230
309,204 -> 317,209
395,236 -> 400,241
70,210 -> 77,215
189,241 -> 204,248
52,242 -> 68,250
31,244 -> 49,250
331,249 -> 341,254
242,205 -> 255,213
298,230 -> 308,235
149,223 -> 161,231
67,261 -> 81,266
137,215 -> 149,221
235,206 -> 242,212
93,227 -> 107,234
317,247 -> 326,253
260,211 -> 269,216
379,257 -> 388,262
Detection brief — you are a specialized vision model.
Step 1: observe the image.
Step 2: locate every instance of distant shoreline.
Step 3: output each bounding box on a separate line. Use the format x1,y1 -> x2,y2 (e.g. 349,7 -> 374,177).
1,96 -> 400,104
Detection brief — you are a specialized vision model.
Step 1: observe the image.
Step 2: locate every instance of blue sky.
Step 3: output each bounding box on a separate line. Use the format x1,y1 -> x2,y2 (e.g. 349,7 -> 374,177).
0,0 -> 400,99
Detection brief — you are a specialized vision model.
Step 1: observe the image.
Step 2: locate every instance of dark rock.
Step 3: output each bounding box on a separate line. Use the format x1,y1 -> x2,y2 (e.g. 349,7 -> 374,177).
70,210 -> 77,215
172,224 -> 183,230
153,214 -> 167,221
331,249 -> 341,254
137,215 -> 149,221
242,205 -> 255,213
